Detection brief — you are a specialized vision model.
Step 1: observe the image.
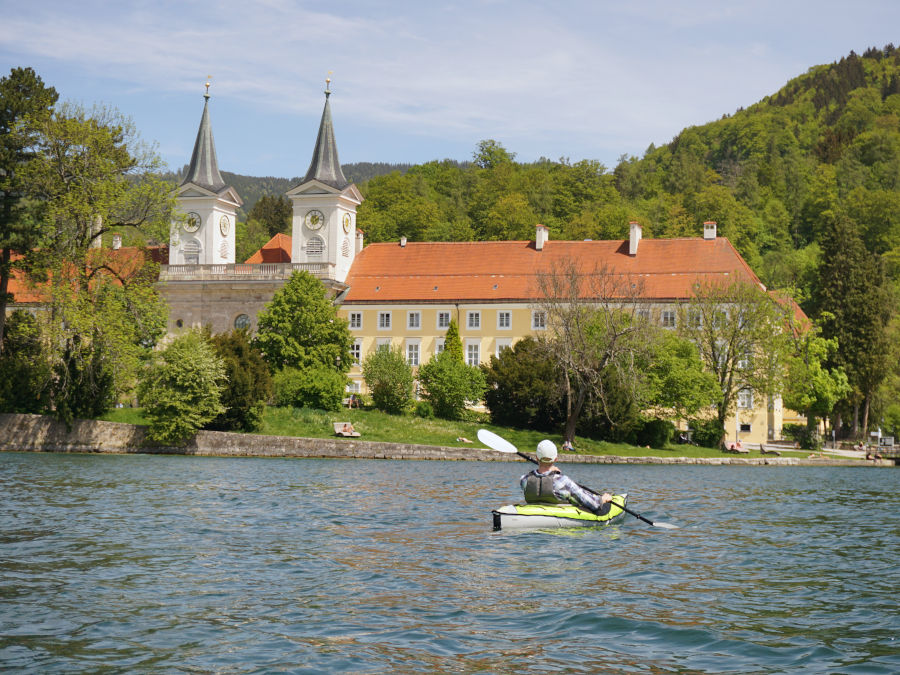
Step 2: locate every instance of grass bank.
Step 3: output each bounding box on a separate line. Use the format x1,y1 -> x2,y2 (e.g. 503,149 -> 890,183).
98,405 -> 813,460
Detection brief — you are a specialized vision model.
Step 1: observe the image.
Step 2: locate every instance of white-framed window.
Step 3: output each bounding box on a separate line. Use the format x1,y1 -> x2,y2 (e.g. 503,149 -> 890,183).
350,339 -> 362,365
738,388 -> 753,409
407,311 -> 421,329
636,309 -> 650,323
661,310 -> 676,328
688,310 -> 702,328
376,338 -> 391,352
307,235 -> 325,257
532,310 -> 546,330
349,312 -> 362,329
466,341 -> 480,366
467,311 -> 481,329
435,338 -> 446,355
348,380 -> 361,393
497,311 -> 511,329
737,350 -> 751,370
437,311 -> 451,330
378,311 -> 392,330
406,340 -> 420,366
496,338 -> 513,357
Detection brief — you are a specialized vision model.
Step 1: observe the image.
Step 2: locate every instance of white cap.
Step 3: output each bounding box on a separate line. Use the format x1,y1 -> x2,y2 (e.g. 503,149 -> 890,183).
536,440 -> 557,462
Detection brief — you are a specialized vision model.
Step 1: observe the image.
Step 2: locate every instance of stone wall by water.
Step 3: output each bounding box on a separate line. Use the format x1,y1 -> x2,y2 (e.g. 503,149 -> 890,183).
0,413 -> 893,466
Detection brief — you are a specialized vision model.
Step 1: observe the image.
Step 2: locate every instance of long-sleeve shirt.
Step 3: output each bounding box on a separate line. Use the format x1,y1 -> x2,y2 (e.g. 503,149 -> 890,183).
519,469 -> 603,512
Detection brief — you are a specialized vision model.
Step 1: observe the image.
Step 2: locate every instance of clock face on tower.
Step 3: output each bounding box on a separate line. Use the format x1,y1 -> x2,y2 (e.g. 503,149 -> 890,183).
184,212 -> 201,233
342,212 -> 352,233
219,215 -> 230,236
306,209 -> 325,230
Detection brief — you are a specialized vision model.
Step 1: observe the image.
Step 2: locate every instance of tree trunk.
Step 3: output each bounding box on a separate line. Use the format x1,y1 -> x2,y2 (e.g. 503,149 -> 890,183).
852,402 -> 860,439
0,248 -> 10,355
862,395 -> 871,443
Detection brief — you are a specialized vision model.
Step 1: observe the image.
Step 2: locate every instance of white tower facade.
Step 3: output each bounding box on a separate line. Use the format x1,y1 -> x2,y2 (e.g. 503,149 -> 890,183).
286,82 -> 362,283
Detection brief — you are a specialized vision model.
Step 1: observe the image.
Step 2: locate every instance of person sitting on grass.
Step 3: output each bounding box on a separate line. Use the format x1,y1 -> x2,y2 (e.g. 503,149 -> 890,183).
520,440 -> 612,515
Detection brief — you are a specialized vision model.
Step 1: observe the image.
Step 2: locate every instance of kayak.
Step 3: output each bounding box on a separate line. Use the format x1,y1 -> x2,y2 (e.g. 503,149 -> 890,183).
492,494 -> 628,531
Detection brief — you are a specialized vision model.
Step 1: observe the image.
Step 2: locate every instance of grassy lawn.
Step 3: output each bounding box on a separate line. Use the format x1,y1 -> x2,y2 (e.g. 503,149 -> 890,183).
97,405 -> 814,460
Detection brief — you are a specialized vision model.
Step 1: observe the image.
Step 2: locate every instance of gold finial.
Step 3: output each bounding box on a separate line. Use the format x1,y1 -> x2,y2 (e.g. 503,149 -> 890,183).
204,75 -> 212,99
325,70 -> 333,98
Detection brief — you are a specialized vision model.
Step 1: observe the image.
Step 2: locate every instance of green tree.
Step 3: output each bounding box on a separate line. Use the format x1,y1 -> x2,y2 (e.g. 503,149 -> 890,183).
235,217 -> 273,263
254,271 -> 352,371
0,310 -> 52,413
444,319 -> 463,362
0,67 -> 58,353
272,364 -> 347,411
482,336 -> 564,431
361,346 -> 414,414
138,329 -> 226,445
207,328 -> 273,431
417,350 -> 486,420
642,329 -> 721,421
677,279 -> 792,439
247,194 -> 292,236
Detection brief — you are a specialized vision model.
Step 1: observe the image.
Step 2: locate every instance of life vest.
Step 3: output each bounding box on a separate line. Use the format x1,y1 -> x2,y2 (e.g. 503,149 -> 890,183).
523,470 -> 565,504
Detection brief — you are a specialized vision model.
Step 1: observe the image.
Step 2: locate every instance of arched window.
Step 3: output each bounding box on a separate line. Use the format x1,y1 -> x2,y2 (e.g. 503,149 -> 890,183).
342,237 -> 351,257
307,235 -> 325,257
234,314 -> 251,330
183,239 -> 201,265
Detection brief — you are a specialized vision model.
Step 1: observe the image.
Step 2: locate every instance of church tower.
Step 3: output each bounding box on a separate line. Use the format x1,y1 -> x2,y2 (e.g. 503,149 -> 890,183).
286,79 -> 363,283
170,82 -> 242,265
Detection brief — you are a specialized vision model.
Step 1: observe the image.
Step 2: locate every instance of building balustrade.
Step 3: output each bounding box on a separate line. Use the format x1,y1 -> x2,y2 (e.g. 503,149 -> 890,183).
159,262 -> 333,281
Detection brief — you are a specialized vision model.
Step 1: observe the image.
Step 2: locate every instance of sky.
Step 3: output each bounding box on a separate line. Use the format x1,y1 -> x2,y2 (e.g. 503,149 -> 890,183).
2,1 -> 898,179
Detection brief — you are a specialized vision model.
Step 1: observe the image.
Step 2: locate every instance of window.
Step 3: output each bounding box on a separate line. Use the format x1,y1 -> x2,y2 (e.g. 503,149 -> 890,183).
342,238 -> 351,257
407,311 -> 421,329
688,310 -> 702,328
496,338 -> 512,356
636,309 -> 650,323
466,341 -> 480,366
306,235 -> 324,257
378,312 -> 392,330
739,423 -> 752,433
661,310 -> 676,328
406,341 -> 420,366
532,310 -> 546,330
376,338 -> 391,351
183,240 -> 200,265
349,312 -> 362,329
738,351 -> 751,370
467,311 -> 481,329
437,311 -> 451,329
435,338 -> 445,355
738,388 -> 753,409
350,339 -> 362,365
497,311 -> 511,329
347,380 -> 361,393
234,314 -> 251,330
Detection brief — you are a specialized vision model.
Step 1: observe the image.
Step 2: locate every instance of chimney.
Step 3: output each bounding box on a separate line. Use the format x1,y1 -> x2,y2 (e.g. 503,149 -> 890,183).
356,229 -> 365,254
628,221 -> 642,256
703,221 -> 717,240
111,233 -> 122,250
400,235 -> 407,247
535,224 -> 548,251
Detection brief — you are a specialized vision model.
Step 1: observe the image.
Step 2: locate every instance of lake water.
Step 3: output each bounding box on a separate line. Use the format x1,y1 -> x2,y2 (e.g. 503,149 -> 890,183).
1,452 -> 898,674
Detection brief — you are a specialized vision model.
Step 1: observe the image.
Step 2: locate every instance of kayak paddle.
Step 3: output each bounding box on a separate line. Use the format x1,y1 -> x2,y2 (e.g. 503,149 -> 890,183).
476,428 -> 679,529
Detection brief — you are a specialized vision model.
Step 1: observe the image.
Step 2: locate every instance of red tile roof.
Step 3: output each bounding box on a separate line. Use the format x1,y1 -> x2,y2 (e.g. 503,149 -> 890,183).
342,238 -> 764,303
245,233 -> 292,264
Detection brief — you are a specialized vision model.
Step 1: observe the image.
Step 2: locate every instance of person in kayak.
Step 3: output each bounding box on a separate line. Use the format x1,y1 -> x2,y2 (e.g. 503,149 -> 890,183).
520,440 -> 613,514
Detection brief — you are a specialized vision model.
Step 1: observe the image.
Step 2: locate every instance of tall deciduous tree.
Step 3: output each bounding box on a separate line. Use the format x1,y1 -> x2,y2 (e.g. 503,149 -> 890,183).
361,346 -> 414,414
677,279 -> 792,440
0,67 -> 58,353
417,350 -> 486,420
254,270 -> 352,371
535,258 -> 652,443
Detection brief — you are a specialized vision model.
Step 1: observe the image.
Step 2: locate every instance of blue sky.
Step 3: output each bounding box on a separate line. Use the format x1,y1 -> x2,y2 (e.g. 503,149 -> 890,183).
2,1 -> 898,179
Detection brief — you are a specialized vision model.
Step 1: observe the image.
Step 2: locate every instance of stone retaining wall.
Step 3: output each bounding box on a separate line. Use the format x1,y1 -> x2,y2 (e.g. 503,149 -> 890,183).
0,413 -> 894,467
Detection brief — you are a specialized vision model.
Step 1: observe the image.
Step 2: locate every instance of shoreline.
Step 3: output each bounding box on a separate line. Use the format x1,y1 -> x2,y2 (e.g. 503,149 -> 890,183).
1,413 -> 894,467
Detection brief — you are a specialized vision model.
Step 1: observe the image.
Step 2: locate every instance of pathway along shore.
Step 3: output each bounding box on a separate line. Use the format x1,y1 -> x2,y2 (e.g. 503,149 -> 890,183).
0,413 -> 894,467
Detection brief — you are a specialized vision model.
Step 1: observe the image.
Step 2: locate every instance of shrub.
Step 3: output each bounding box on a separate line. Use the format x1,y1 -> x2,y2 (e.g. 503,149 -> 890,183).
362,347 -> 414,414
635,418 -> 674,448
414,400 -> 435,419
272,365 -> 347,411
783,423 -> 819,450
417,351 -> 486,420
688,417 -> 725,448
207,328 -> 273,431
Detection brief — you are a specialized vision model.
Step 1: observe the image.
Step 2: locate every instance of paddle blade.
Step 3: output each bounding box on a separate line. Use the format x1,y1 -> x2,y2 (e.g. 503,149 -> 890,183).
477,429 -> 519,454
653,521 -> 680,529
